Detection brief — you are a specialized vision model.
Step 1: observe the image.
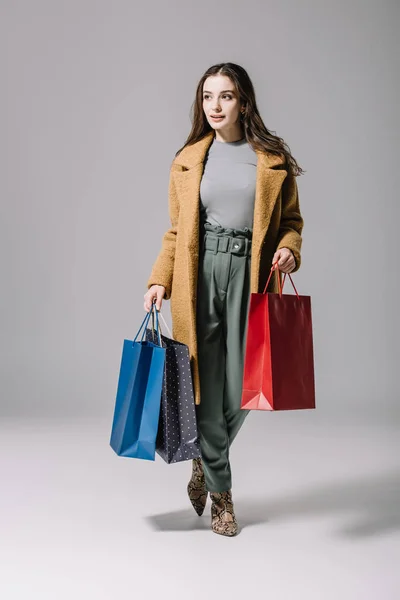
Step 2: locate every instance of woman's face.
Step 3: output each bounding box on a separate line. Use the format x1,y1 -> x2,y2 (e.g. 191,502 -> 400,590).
202,74 -> 242,132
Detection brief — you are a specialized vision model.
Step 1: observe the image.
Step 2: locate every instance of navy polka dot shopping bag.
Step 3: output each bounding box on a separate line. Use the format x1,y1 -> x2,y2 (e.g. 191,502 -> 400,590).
145,309 -> 201,464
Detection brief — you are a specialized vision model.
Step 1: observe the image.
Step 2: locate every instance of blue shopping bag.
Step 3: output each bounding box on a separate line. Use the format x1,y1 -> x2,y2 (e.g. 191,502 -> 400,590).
110,305 -> 166,460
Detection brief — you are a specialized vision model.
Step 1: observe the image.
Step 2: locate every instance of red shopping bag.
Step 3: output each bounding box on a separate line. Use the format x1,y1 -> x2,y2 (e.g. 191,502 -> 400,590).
241,264 -> 315,411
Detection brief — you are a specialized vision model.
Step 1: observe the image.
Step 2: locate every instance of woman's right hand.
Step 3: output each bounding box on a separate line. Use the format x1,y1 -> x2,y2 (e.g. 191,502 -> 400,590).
144,285 -> 166,313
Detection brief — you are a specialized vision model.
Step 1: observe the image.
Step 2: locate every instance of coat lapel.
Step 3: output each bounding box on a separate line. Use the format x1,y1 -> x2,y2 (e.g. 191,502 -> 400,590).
172,130 -> 288,293
173,164 -> 204,254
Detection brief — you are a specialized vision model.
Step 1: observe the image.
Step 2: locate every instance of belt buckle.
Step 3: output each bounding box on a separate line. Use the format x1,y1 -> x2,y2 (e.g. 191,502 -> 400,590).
231,238 -> 243,255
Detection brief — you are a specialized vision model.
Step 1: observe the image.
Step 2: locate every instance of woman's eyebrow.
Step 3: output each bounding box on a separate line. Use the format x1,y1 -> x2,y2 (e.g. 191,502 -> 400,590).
203,89 -> 235,94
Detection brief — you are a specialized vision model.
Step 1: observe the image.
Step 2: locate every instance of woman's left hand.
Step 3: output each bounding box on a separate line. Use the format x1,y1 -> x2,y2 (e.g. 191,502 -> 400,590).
271,247 -> 296,274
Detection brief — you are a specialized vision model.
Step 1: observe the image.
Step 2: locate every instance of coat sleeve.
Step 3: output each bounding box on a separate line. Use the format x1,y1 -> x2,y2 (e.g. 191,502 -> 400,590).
276,172 -> 304,272
146,162 -> 181,300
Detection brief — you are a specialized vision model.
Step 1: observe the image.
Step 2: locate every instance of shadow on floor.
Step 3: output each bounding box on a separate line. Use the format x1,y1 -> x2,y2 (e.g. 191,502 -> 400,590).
145,508 -> 210,532
145,469 -> 400,538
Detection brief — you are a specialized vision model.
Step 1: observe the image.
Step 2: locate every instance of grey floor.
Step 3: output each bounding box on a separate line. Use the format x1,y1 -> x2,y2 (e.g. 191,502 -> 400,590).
2,412 -> 399,599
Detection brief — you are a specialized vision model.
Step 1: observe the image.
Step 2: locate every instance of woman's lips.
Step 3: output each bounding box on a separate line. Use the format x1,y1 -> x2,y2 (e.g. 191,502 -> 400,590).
210,116 -> 225,121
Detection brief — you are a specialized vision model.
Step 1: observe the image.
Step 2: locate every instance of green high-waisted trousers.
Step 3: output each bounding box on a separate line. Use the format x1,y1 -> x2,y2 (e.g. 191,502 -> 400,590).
195,221 -> 252,493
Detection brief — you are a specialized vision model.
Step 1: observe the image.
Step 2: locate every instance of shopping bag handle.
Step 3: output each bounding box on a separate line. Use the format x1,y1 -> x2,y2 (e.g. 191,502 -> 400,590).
150,302 -> 173,340
158,310 -> 173,339
133,308 -> 153,342
263,261 -> 300,299
133,303 -> 161,344
148,303 -> 164,347
146,303 -> 162,345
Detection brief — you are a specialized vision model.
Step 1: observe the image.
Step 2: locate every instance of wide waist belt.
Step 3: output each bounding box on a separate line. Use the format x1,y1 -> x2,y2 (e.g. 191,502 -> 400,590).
202,233 -> 252,256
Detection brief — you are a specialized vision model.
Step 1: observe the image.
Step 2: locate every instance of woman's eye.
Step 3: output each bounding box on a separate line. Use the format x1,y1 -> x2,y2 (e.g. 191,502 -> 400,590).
203,94 -> 233,100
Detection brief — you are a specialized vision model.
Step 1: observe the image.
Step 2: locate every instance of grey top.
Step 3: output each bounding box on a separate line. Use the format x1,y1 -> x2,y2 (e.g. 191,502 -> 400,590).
199,136 -> 258,231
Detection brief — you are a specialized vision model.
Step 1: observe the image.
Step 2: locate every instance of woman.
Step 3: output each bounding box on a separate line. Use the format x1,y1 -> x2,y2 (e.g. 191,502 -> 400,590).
144,62 -> 304,537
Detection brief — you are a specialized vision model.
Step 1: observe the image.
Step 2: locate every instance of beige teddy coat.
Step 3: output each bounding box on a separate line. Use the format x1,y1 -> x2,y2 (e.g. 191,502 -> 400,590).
147,130 -> 304,405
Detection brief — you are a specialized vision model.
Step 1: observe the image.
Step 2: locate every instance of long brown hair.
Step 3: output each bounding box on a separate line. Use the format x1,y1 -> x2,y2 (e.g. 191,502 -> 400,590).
175,62 -> 305,176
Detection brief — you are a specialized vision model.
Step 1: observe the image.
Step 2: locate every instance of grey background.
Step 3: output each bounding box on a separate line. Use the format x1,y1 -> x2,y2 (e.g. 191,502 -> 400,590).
1,1 -> 399,599
1,0 -> 399,421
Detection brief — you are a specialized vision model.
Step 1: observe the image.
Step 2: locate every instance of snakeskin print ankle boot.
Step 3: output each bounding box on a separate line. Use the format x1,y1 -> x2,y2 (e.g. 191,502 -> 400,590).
187,457 -> 208,516
210,489 -> 238,536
